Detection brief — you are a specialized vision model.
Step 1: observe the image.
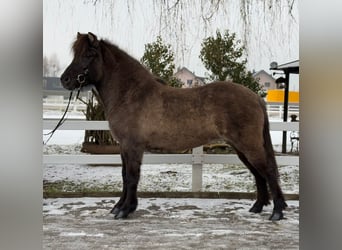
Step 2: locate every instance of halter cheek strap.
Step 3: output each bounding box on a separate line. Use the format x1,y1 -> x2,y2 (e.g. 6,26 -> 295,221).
76,49 -> 97,87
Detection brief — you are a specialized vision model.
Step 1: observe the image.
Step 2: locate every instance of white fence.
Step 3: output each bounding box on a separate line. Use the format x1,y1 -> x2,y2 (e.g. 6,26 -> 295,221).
43,119 -> 299,192
43,90 -> 90,112
266,104 -> 299,119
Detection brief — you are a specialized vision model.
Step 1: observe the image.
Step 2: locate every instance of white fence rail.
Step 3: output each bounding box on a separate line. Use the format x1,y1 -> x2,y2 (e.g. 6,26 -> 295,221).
43,119 -> 299,191
266,104 -> 299,119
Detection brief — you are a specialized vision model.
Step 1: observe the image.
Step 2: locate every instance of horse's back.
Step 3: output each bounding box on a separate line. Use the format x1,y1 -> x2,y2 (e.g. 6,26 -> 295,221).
137,80 -> 265,151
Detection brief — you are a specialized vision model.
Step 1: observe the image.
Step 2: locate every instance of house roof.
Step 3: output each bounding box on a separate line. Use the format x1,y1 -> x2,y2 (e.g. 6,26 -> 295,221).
270,60 -> 299,74
175,67 -> 206,81
252,70 -> 275,80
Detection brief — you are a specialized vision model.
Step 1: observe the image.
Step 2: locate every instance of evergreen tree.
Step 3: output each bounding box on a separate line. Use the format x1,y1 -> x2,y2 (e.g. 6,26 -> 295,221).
141,36 -> 182,88
199,30 -> 266,97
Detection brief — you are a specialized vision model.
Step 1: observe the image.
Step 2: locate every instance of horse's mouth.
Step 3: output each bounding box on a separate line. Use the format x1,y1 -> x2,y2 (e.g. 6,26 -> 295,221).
61,83 -> 77,91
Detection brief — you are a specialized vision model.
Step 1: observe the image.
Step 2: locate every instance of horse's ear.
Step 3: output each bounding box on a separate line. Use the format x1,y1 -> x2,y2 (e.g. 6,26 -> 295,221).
88,32 -> 99,48
77,32 -> 81,39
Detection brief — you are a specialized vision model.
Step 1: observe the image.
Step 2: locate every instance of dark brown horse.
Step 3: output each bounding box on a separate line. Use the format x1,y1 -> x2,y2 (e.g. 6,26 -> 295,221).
61,32 -> 287,220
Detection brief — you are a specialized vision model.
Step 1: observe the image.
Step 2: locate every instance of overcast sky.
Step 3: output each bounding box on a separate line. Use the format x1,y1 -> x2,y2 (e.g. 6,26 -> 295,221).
43,0 -> 299,90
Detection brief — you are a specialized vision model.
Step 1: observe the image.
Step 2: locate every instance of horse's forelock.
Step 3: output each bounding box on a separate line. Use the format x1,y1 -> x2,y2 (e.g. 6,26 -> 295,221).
72,35 -> 90,56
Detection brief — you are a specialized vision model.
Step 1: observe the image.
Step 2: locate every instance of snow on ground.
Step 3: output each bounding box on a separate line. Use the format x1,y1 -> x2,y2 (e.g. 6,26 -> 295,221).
43,163 -> 298,193
43,197 -> 299,249
43,146 -> 298,194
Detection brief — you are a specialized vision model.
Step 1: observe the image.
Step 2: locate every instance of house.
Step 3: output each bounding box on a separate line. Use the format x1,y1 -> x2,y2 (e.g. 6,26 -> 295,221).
253,70 -> 279,91
174,67 -> 206,88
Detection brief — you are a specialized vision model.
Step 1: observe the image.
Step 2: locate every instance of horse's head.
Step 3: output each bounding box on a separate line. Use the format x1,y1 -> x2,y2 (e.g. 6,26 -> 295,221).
61,32 -> 103,90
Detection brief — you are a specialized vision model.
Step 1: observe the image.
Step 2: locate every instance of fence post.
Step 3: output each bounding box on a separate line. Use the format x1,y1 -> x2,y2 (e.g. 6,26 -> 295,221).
192,146 -> 203,192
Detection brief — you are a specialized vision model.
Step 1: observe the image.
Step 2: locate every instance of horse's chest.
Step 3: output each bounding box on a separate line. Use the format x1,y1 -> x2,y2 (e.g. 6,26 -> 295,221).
107,117 -> 138,142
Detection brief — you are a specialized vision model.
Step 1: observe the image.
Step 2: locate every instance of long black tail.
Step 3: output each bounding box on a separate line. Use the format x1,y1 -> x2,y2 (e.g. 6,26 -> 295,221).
260,98 -> 279,177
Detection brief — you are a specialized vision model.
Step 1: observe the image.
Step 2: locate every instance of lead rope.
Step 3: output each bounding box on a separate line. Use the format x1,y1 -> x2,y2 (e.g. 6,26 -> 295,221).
43,88 -> 82,145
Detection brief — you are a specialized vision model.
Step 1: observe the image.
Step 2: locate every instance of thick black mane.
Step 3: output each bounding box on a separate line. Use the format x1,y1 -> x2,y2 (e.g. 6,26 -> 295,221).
100,39 -> 154,81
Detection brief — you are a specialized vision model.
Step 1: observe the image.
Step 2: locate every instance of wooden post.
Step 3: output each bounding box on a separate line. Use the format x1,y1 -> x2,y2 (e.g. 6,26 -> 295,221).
282,70 -> 290,153
192,146 -> 203,192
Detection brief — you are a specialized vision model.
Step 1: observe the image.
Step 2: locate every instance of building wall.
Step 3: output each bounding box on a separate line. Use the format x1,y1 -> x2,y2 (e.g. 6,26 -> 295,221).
174,68 -> 205,88
253,71 -> 278,91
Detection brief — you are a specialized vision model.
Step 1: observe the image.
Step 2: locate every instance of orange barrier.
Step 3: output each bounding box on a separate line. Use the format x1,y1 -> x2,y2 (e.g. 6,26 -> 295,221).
266,89 -> 299,103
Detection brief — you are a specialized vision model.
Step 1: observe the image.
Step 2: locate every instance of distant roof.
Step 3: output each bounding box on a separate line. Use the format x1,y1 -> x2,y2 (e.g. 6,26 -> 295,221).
175,66 -> 206,80
252,69 -> 275,80
176,66 -> 206,79
270,60 -> 299,74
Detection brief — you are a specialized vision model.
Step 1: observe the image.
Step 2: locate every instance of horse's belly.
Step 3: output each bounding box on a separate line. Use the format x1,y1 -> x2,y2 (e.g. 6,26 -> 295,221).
146,126 -> 219,151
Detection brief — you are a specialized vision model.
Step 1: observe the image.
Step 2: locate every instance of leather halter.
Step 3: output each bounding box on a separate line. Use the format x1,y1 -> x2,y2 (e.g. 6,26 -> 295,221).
77,68 -> 89,85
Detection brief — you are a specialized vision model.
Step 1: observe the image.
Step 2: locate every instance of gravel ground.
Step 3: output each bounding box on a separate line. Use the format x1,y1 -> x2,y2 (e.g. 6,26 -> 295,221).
43,197 -> 299,250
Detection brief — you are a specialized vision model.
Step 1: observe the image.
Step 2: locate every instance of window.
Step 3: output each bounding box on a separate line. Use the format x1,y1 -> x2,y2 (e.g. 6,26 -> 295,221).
264,82 -> 270,88
187,79 -> 193,86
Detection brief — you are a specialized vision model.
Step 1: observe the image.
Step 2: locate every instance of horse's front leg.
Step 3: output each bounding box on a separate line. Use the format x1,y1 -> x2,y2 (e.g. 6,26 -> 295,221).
110,152 -> 127,215
114,147 -> 143,219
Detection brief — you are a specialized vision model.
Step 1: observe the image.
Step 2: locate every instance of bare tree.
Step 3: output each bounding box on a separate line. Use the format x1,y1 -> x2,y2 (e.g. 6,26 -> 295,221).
49,53 -> 61,77
85,0 -> 298,65
43,55 -> 49,77
43,53 -> 61,77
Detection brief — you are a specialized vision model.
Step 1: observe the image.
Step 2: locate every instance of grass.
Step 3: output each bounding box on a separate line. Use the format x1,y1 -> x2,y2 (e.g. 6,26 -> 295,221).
43,180 -> 120,194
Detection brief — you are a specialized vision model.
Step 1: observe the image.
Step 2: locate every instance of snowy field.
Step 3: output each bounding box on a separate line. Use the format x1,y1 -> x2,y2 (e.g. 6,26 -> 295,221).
43,157 -> 298,194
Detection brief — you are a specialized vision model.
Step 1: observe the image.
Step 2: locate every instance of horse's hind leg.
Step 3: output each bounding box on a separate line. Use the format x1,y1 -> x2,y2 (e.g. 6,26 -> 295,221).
110,152 -> 127,215
244,153 -> 287,220
235,150 -> 270,213
264,166 -> 288,220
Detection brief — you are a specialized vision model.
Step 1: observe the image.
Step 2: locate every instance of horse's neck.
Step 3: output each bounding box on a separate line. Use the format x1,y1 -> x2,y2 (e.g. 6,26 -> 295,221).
95,60 -> 156,115
95,42 -> 157,113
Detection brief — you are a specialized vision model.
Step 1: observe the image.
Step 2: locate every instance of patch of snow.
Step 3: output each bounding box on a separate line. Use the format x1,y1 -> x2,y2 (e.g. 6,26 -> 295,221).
211,229 -> 235,235
60,232 -> 104,237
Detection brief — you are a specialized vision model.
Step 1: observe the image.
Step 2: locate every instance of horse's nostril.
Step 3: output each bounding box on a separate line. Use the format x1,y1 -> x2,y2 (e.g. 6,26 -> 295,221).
62,76 -> 70,84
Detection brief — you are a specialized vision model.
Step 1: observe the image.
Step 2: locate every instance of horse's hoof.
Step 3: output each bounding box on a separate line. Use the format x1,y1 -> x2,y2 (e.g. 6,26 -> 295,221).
269,211 -> 284,221
110,207 -> 120,215
249,203 -> 263,213
114,210 -> 128,220
249,206 -> 263,213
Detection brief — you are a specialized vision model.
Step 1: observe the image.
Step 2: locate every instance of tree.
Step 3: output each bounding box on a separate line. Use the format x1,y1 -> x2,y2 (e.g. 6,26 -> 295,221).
199,30 -> 266,97
82,1 -> 298,68
43,53 -> 61,77
43,55 -> 50,77
49,53 -> 61,76
141,36 -> 182,88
